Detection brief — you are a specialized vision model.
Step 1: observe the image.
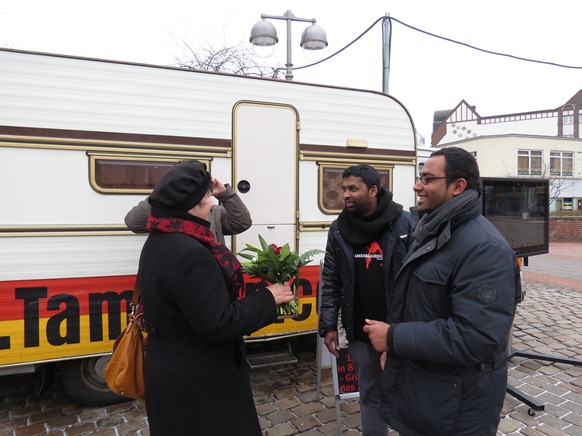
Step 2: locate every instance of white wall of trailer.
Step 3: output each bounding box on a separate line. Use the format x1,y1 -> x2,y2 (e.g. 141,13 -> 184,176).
0,235 -> 144,281
0,147 -> 136,225
0,50 -> 413,152
0,48 -> 417,281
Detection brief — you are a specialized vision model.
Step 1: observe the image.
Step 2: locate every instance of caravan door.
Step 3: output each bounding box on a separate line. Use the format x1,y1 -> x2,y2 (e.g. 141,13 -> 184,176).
232,102 -> 298,253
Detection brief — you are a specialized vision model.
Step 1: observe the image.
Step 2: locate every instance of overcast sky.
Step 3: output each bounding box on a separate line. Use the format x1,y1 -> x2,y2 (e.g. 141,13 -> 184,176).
1,0 -> 581,142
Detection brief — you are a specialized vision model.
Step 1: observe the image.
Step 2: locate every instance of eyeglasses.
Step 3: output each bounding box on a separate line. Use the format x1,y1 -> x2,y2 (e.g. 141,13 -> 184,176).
415,175 -> 447,185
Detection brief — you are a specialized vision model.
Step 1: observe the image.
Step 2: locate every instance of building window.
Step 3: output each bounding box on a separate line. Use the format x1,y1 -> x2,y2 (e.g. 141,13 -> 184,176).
517,150 -> 543,176
550,151 -> 574,177
562,110 -> 574,124
562,198 -> 573,211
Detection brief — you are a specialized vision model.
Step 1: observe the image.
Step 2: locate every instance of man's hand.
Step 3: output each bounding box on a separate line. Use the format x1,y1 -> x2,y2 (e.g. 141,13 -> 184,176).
211,177 -> 226,197
363,319 -> 390,353
323,330 -> 340,358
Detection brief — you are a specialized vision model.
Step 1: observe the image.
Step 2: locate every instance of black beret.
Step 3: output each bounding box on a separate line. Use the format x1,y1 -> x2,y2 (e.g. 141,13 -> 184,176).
148,160 -> 212,212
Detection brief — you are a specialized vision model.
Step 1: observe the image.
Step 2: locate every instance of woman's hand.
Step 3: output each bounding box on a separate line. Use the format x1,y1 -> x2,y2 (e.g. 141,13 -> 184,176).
266,283 -> 293,305
210,177 -> 227,196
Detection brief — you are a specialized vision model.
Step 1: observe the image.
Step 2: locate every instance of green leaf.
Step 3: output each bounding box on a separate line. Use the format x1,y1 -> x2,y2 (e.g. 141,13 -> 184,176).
258,234 -> 269,251
298,249 -> 324,265
279,243 -> 291,260
241,244 -> 261,253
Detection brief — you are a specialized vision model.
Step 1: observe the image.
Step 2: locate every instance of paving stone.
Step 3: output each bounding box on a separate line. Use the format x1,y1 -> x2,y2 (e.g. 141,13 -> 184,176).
563,426 -> 582,436
115,418 -> 149,434
265,422 -> 297,436
297,431 -> 325,436
562,412 -> 582,428
560,400 -> 582,415
291,415 -> 321,432
13,421 -> 47,436
297,390 -> 319,403
521,427 -> 547,436
266,409 -> 296,425
0,418 -> 28,434
62,422 -> 96,436
510,410 -> 541,427
9,404 -> 43,420
28,410 -> 65,425
340,400 -> 360,415
565,368 -> 582,377
319,396 -> 336,409
273,387 -> 297,400
500,417 -> 525,434
342,412 -> 362,429
541,382 -> 571,397
538,412 -> 572,431
536,423 -> 569,436
256,402 -> 278,416
94,414 -> 125,429
291,401 -> 325,416
315,408 -> 338,424
258,415 -> 271,430
273,378 -> 296,390
44,415 -> 79,431
540,366 -> 564,375
317,422 -> 341,436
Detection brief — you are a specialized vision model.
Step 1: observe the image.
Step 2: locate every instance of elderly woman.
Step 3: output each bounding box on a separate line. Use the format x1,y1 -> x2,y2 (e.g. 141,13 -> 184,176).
138,160 -> 292,436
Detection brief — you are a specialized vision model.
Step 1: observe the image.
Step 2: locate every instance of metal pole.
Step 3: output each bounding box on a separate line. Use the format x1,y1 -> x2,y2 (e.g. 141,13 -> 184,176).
382,16 -> 391,94
285,10 -> 293,80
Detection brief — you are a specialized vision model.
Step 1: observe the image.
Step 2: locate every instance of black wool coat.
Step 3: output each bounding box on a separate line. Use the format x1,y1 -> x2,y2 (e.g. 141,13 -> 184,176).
138,231 -> 277,436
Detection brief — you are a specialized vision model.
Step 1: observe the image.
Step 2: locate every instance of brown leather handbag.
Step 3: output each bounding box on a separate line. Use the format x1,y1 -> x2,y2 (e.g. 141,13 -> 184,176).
104,278 -> 146,400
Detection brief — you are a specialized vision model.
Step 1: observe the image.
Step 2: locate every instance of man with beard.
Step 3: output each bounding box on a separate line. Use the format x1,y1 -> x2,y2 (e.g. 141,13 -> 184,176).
318,164 -> 414,436
364,148 -> 521,435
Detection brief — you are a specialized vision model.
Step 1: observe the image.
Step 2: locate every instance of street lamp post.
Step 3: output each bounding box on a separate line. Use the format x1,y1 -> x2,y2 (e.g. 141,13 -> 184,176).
250,10 -> 328,81
382,16 -> 391,94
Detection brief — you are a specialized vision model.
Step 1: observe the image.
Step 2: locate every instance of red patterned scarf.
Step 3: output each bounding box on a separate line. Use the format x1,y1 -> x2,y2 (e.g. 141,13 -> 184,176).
147,215 -> 246,300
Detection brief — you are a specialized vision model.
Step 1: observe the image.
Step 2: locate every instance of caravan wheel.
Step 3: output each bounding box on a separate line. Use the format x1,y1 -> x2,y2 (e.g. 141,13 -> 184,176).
61,356 -> 129,406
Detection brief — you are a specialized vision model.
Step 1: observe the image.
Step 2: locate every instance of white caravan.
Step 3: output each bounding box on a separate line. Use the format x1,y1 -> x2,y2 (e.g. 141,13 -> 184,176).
0,48 -> 417,404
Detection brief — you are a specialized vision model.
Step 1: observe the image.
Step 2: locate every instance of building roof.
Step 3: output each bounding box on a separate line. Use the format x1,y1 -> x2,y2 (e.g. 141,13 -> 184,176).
559,89 -> 582,110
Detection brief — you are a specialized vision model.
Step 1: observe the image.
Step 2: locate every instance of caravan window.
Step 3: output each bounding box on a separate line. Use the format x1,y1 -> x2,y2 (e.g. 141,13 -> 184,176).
89,156 -> 211,193
319,164 -> 391,214
94,159 -> 173,190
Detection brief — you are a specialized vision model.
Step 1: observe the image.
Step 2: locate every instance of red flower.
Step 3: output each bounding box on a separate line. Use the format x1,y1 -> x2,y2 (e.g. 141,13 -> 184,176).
269,243 -> 281,255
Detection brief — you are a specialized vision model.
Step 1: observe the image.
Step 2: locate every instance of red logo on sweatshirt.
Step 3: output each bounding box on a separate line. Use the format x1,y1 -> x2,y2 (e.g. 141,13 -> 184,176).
366,242 -> 383,269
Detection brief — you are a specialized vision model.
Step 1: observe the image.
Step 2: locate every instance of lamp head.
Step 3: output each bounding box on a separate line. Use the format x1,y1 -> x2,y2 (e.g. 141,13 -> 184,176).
250,19 -> 278,46
300,24 -> 328,50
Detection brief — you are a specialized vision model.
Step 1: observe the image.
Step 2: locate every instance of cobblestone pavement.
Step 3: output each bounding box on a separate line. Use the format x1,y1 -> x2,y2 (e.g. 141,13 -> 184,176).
1,244 -> 581,435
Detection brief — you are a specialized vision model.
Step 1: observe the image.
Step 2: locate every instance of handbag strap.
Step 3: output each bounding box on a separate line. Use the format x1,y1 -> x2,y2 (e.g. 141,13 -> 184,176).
130,276 -> 141,316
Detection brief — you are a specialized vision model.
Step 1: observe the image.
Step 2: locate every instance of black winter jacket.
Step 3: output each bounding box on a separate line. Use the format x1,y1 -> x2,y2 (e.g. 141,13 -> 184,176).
318,211 -> 414,342
381,198 -> 522,436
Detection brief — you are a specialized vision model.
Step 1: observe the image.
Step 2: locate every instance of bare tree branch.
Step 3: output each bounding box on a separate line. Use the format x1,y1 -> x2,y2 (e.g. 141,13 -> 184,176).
172,41 -> 282,79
